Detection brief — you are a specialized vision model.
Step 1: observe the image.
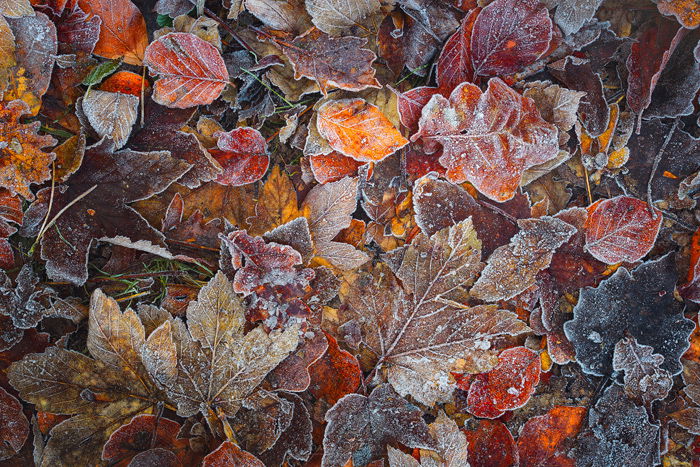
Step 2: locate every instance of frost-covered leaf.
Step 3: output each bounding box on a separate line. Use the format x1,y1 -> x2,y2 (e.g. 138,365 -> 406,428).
378,13 -> 439,77
317,98 -> 408,162
79,90 -> 139,149
342,219 -> 528,405
470,0 -> 553,76
101,414 -> 186,464
612,336 -> 673,405
388,413 -> 468,467
394,86 -> 442,134
471,216 -> 576,302
583,195 -> 662,265
322,384 -> 436,467
522,81 -> 586,137
436,9 -> 478,93
415,78 -> 559,202
516,405 -> 586,466
564,253 -> 694,377
144,32 -> 229,108
79,0 -> 148,65
209,127 -> 269,187
0,265 -> 53,330
654,0 -> 700,29
0,386 -> 28,461
464,346 -> 541,418
463,420 -> 517,467
244,0 -> 312,33
554,0 -> 605,35
305,0 -> 381,35
572,385 -> 660,466
24,137 -> 190,285
267,28 -> 380,95
157,272 -> 300,418
203,441 -> 264,467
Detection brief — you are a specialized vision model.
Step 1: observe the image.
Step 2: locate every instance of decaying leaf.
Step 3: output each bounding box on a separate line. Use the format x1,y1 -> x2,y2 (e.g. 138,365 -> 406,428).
78,90 -> 139,149
305,0 -> 381,35
612,335 -> 673,405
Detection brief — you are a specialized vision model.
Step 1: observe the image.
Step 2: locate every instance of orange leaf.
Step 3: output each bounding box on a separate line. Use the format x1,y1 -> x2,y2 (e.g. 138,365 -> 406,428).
309,151 -> 364,184
78,0 -> 148,65
203,441 -> 264,467
463,420 -> 517,467
0,99 -> 56,200
317,98 -> 408,162
584,195 -> 662,264
516,406 -> 587,466
144,32 -> 229,109
98,70 -> 148,96
656,0 -> 700,29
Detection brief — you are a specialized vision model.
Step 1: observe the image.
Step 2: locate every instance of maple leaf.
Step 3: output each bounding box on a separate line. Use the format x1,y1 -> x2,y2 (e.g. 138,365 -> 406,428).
317,98 -> 408,163
322,384 -> 436,467
612,336 -> 673,406
0,99 -> 56,200
24,137 -> 190,285
305,0 -> 380,35
302,176 -> 369,270
265,28 -> 380,96
7,290 -> 167,464
78,0 -> 147,65
209,127 -> 269,187
516,405 -> 586,466
415,78 -> 559,202
572,385 -> 660,466
564,253 -> 694,377
583,195 -> 662,265
342,219 -> 528,405
154,272 -> 299,420
78,90 -> 139,149
463,420 -> 517,467
144,32 -> 229,108
471,216 -> 576,302
470,0 -> 553,77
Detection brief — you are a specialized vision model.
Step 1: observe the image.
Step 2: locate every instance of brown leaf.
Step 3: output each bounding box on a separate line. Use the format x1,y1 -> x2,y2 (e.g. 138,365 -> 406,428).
267,28 -> 380,95
79,0 -> 148,65
78,90 -> 139,149
144,32 -> 229,108
203,441 -> 264,467
415,78 -> 559,202
0,386 -> 29,461
244,0 -> 312,34
343,219 -> 528,405
305,0 -> 381,35
471,216 -> 576,302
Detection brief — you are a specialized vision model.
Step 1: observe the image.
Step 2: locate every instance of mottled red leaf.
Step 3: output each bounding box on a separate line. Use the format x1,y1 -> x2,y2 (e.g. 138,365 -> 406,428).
209,127 -> 270,186
0,386 -> 29,461
436,8 -> 479,92
470,0 -> 553,76
464,346 -> 541,418
393,85 -> 441,134
308,332 -> 362,406
144,32 -> 229,108
584,195 -> 662,265
463,420 -> 517,467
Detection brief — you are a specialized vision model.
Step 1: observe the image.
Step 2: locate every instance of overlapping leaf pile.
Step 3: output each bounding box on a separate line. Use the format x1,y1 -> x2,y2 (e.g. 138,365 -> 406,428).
0,0 -> 699,465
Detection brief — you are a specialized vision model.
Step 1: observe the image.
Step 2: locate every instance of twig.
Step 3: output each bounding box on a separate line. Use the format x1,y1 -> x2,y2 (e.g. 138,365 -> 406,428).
30,162 -> 56,255
32,185 -> 98,251
646,118 -> 679,217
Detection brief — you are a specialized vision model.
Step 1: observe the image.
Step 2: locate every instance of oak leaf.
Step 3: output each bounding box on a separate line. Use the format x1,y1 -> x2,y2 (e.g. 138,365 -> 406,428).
144,32 -> 229,108
23,137 -> 190,285
0,99 -> 56,200
267,28 -> 380,95
583,195 -> 662,265
78,0 -> 147,65
342,219 -> 528,405
415,78 -> 559,202
317,98 -> 408,162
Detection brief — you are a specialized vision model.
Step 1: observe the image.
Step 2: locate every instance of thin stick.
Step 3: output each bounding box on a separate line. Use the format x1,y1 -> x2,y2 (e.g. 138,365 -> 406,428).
583,163 -> 593,206
140,65 -> 146,127
33,185 -> 98,248
646,118 -> 679,217
30,162 -> 56,255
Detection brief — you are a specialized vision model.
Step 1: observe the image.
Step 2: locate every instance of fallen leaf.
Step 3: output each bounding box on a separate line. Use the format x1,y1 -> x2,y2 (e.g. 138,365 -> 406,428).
244,0 -> 312,34
463,420 -> 517,467
553,0 -> 605,36
322,384 -> 436,467
0,0 -> 33,17
436,8 -> 478,93
101,414 -> 188,464
209,127 -> 269,186
516,405 -> 587,466
144,32 -> 229,108
415,78 -> 559,202
378,13 -> 439,77
655,0 -> 700,29
203,441 -> 264,467
78,0 -> 148,65
583,195 -> 662,265
613,335 -> 673,405
78,90 -> 139,149
317,98 -> 408,162
0,386 -> 28,461
305,0 -> 380,35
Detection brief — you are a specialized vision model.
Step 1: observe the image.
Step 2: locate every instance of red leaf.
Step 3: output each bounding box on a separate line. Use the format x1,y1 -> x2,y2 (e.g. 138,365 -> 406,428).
102,414 -> 187,465
0,386 -> 29,460
470,0 -> 553,76
309,151 -> 364,184
144,32 -> 229,108
584,195 -> 663,264
463,420 -> 518,467
203,441 -> 264,467
210,127 -> 270,187
436,8 -> 479,92
393,85 -> 442,134
464,346 -> 541,418
308,332 -> 362,406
